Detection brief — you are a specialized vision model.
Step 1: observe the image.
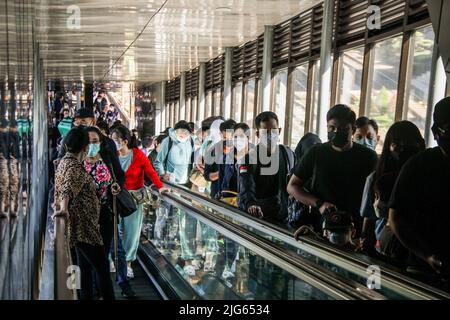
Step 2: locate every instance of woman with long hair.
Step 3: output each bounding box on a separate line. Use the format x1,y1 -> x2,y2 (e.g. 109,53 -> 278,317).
360,121 -> 425,267
110,125 -> 167,278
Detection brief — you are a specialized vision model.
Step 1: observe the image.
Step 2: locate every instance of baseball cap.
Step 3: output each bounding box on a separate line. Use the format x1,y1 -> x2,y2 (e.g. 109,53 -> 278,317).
322,211 -> 352,231
74,108 -> 95,119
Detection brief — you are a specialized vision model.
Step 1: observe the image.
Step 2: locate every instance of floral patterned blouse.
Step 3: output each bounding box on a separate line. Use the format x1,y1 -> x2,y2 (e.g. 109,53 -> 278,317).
83,159 -> 113,205
54,155 -> 102,247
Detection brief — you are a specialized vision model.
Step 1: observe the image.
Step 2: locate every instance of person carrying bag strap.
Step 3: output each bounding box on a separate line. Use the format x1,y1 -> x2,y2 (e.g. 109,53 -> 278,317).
107,162 -> 137,218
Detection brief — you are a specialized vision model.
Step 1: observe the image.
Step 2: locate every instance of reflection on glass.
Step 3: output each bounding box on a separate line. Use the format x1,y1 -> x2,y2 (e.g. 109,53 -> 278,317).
205,91 -> 213,118
232,83 -> 243,122
337,47 -> 364,111
404,26 -> 434,136
272,69 -> 288,131
367,36 -> 402,152
214,90 -> 222,116
244,80 -> 255,128
144,202 -> 333,300
1,87 -> 33,299
290,64 -> 308,148
311,61 -> 320,134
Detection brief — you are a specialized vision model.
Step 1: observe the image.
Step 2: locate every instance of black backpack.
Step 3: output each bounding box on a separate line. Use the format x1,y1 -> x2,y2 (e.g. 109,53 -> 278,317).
284,147 -> 317,230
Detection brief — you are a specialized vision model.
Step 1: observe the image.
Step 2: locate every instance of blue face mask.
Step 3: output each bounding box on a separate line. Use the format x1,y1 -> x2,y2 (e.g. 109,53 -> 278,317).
87,143 -> 101,157
355,137 -> 376,150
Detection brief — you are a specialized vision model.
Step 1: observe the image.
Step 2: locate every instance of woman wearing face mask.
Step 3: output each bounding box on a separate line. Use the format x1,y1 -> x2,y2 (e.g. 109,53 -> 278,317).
110,125 -> 167,279
83,127 -> 136,298
359,121 -> 425,261
53,126 -> 115,300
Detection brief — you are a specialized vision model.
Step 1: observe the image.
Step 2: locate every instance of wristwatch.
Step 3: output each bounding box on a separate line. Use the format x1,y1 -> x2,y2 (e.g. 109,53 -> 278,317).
315,199 -> 324,210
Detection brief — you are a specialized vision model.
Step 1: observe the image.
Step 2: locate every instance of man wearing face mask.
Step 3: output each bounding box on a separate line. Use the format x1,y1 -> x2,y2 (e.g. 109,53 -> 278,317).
238,112 -> 295,223
204,119 -> 237,199
153,120 -> 194,186
56,108 -> 125,188
322,211 -> 357,249
354,116 -> 380,151
287,104 -> 377,237
389,97 -> 450,280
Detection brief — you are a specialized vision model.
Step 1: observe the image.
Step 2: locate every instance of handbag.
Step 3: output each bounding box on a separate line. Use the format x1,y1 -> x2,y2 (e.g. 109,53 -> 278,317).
129,187 -> 149,205
107,163 -> 137,218
189,167 -> 208,188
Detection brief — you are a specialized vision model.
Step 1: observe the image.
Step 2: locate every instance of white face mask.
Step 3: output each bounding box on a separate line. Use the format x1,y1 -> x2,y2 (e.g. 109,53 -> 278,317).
235,138 -> 247,151
373,198 -> 388,219
115,141 -> 123,151
328,232 -> 350,246
177,136 -> 189,143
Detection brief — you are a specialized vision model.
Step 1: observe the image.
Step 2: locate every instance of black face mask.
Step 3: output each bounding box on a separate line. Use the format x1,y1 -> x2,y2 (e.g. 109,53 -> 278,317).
391,145 -> 421,166
328,127 -> 351,148
432,124 -> 450,158
437,135 -> 450,157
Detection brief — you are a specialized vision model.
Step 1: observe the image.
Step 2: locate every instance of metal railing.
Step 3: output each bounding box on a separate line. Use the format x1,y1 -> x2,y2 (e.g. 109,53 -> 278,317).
153,187 -> 388,300
158,182 -> 450,300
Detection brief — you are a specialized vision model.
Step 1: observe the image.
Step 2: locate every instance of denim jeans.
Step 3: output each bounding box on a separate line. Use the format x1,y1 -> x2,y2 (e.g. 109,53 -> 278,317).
98,205 -> 128,286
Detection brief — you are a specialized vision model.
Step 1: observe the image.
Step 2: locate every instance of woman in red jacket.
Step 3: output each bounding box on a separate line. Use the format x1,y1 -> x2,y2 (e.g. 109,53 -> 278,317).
111,125 -> 168,278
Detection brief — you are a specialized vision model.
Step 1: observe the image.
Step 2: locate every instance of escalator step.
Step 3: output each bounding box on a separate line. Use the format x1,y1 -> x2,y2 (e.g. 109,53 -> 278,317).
112,262 -> 161,300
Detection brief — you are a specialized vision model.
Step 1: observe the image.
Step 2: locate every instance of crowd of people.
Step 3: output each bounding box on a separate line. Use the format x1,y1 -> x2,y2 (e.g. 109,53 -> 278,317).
49,94 -> 450,299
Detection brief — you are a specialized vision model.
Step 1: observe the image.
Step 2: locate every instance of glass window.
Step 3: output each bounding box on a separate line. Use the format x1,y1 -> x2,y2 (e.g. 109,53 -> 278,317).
244,79 -> 255,128
337,47 -> 364,111
232,83 -> 243,122
161,105 -> 166,130
174,101 -> 180,124
205,91 -> 213,117
403,25 -> 434,136
272,69 -> 288,132
180,100 -> 186,121
214,89 -> 222,116
191,96 -> 197,123
170,103 -> 174,127
290,64 -> 308,148
367,35 -> 402,151
310,60 -> 321,133
256,78 -> 262,115
186,97 -> 191,122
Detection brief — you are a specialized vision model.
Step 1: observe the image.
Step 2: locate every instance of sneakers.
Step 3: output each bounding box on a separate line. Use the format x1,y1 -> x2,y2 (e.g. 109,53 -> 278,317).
110,261 -> 116,273
119,282 -> 136,299
127,266 -> 134,279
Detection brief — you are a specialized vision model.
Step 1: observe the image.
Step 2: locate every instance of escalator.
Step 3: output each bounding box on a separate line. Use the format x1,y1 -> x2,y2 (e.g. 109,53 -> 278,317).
136,183 -> 450,300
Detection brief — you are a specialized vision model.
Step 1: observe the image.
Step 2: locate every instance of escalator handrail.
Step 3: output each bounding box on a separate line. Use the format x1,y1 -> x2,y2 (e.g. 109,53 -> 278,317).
107,93 -> 130,127
160,182 -> 450,300
53,216 -> 77,300
155,188 -> 388,300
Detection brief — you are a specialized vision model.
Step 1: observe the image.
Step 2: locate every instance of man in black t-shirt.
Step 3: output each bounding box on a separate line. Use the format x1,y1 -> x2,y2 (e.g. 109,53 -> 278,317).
389,97 -> 450,278
287,104 -> 377,238
238,112 -> 295,224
